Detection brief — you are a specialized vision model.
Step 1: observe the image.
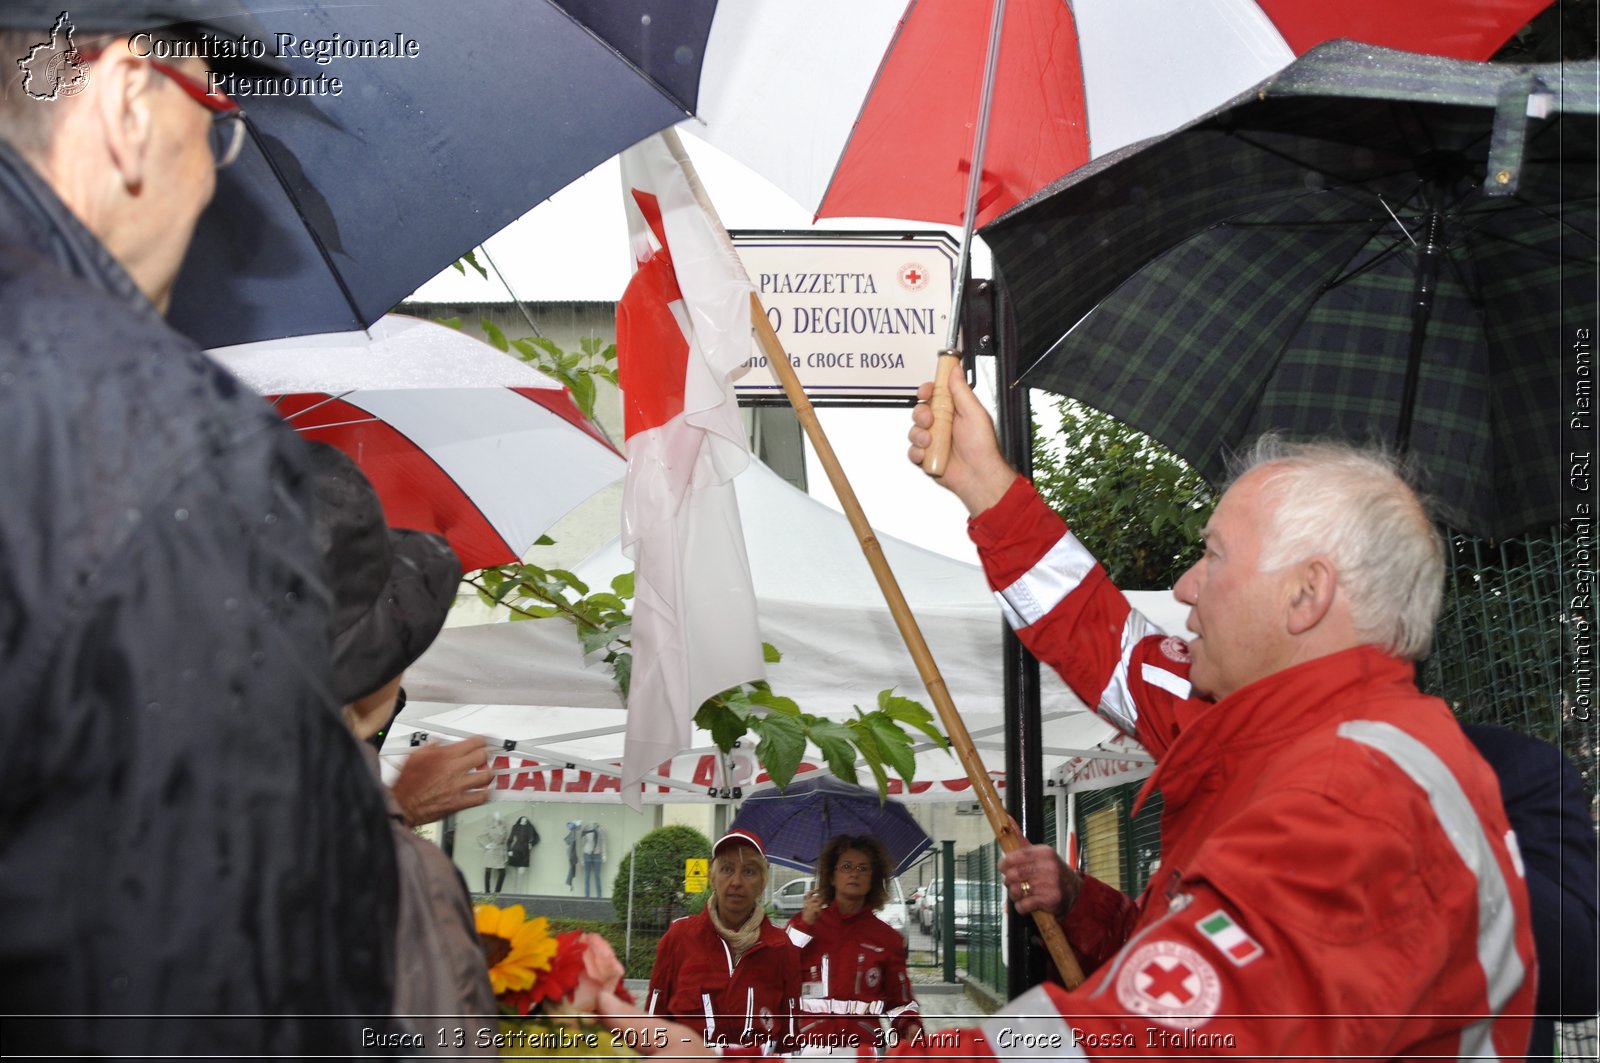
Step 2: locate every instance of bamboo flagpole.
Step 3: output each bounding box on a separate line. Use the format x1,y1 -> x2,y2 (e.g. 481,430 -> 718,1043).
657,129 -> 1086,989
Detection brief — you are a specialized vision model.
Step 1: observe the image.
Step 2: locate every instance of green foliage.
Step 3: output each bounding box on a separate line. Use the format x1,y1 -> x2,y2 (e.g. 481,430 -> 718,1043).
465,559 -> 949,796
451,249 -> 488,280
547,916 -> 662,980
485,324 -> 618,423
1030,396 -> 1214,589
438,250 -> 619,422
693,684 -> 949,793
612,825 -> 712,934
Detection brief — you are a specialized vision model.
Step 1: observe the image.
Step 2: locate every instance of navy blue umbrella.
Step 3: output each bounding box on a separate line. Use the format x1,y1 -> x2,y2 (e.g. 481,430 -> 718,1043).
730,776 -> 933,878
169,0 -> 717,349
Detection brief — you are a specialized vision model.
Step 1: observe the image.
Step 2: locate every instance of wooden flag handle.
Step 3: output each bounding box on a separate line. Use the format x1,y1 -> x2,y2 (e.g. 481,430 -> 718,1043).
748,295 -> 1086,989
921,351 -> 962,478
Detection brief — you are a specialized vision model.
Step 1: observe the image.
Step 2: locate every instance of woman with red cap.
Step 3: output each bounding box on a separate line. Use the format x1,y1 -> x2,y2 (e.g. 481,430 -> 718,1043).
646,829 -> 801,1052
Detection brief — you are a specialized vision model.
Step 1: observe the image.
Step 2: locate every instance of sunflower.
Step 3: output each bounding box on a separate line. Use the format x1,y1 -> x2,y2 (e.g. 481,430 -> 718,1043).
475,903 -> 560,996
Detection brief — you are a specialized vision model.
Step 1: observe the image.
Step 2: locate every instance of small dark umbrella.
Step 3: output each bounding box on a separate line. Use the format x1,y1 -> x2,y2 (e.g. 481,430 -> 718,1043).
165,0 -> 718,349
983,41 -> 1597,541
730,776 -> 933,878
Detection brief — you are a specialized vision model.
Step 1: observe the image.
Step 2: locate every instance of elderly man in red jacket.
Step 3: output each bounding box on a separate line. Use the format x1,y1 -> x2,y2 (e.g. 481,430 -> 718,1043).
599,372 -> 1536,1061
910,372 -> 1535,1060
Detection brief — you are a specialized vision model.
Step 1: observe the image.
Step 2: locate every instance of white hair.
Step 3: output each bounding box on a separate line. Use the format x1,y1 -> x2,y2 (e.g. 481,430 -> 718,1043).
1230,436 -> 1445,659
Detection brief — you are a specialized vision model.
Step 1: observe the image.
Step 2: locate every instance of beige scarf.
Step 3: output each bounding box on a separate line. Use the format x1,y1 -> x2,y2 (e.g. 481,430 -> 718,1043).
705,894 -> 766,961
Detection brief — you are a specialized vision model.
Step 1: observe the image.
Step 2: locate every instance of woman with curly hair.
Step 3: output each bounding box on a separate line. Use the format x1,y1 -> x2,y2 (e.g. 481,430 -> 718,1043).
786,834 -> 924,1052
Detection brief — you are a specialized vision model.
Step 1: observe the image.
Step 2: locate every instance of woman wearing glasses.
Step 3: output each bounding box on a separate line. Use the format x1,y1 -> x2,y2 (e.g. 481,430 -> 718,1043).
787,835 -> 924,1053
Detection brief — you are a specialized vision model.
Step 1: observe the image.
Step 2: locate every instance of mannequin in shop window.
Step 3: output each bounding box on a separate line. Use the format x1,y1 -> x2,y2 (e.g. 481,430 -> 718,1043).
565,821 -> 582,891
478,812 -> 510,895
506,815 -> 539,894
581,822 -> 605,898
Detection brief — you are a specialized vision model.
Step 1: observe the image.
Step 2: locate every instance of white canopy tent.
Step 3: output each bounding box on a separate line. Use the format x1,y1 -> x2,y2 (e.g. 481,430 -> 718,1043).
396,460 -> 1189,803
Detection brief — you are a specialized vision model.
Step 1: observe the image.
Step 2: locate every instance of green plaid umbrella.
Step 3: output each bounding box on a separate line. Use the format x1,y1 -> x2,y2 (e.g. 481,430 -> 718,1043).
983,41 -> 1597,540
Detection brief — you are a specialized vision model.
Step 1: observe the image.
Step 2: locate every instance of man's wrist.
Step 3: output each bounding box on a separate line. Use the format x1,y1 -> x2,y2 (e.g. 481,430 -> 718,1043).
960,465 -> 1020,516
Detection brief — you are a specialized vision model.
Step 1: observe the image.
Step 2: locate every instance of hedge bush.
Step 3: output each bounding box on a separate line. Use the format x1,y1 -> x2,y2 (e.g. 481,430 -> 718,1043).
610,825 -> 712,935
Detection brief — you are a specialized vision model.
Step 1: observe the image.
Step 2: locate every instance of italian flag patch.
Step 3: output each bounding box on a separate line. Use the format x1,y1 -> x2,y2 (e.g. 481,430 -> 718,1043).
1197,910 -> 1263,966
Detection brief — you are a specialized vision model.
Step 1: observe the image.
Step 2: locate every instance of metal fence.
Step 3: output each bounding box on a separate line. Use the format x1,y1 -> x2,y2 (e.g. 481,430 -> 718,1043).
1421,525 -> 1597,798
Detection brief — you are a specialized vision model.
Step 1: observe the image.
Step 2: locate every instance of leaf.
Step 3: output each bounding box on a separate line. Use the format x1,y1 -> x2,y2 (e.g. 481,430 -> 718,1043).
579,625 -> 615,656
700,703 -> 750,752
747,689 -> 800,716
546,569 -> 589,595
535,534 -> 556,547
879,691 -> 950,750
570,372 -> 597,420
434,316 -> 463,330
481,317 -> 509,352
611,572 -> 634,598
585,593 -> 626,613
762,642 -> 782,664
863,714 -> 917,781
461,249 -> 488,279
846,718 -> 891,796
612,652 -> 631,700
808,721 -> 860,785
813,737 -> 859,785
752,713 -> 807,790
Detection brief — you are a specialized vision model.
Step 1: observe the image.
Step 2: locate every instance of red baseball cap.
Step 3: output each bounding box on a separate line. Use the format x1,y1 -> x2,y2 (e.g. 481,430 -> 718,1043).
712,828 -> 765,860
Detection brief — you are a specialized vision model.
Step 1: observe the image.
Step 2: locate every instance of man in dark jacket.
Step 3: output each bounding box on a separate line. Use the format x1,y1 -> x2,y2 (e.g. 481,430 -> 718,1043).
1464,724 -> 1599,1061
0,3 -> 397,1054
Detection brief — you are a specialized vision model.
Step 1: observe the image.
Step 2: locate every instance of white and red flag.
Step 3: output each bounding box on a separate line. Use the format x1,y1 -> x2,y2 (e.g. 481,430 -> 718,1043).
615,132 -> 765,802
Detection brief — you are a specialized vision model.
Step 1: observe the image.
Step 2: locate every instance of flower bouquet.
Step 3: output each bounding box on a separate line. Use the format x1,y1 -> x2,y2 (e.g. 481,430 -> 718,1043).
474,903 -> 638,1059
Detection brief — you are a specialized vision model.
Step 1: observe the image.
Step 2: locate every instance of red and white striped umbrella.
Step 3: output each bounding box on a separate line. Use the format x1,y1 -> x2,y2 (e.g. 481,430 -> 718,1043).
208,315 -> 623,572
688,0 -> 1547,229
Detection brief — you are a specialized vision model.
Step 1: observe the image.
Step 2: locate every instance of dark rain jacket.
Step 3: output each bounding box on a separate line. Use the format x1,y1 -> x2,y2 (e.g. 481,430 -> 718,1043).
0,143 -> 398,1056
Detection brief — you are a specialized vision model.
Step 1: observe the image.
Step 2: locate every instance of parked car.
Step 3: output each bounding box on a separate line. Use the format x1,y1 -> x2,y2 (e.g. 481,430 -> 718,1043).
915,879 -> 942,932
771,876 -> 814,915
879,877 -> 908,933
773,875 -> 909,934
931,880 -> 1000,945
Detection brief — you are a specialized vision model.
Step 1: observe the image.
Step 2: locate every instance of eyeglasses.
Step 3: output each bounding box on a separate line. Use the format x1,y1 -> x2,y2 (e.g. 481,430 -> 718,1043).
144,58 -> 246,169
77,47 -> 246,169
836,861 -> 872,874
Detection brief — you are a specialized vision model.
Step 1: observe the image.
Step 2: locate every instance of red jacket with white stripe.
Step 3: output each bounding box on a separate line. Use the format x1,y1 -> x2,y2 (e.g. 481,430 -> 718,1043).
883,478 -> 1536,1060
785,905 -> 924,1049
646,911 -> 801,1052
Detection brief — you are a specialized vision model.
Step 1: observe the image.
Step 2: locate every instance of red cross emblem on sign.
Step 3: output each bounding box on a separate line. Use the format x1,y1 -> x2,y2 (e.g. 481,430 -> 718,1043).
898,263 -> 928,291
1140,960 -> 1195,1004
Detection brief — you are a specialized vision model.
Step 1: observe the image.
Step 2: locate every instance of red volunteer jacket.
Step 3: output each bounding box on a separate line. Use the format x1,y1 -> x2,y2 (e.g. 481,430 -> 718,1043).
785,905 -> 924,1050
646,911 -> 801,1051
893,477 -> 1535,1060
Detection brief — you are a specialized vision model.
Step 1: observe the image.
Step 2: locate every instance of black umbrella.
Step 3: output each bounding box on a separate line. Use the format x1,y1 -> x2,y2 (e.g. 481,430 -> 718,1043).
168,0 -> 717,349
983,41 -> 1597,540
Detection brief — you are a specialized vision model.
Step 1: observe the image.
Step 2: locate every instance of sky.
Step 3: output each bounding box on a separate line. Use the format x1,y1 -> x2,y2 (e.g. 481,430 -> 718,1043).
407,132 -> 995,564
